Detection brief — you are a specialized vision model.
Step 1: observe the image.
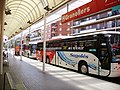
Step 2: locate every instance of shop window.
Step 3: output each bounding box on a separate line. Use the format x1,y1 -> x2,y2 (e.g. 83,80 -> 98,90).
117,19 -> 120,27
67,28 -> 70,31
59,28 -> 62,31
67,23 -> 70,25
107,11 -> 112,17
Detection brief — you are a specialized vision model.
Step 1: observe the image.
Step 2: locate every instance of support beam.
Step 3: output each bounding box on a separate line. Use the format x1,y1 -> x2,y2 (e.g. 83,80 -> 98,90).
20,32 -> 23,61
43,13 -> 46,72
0,0 -> 6,75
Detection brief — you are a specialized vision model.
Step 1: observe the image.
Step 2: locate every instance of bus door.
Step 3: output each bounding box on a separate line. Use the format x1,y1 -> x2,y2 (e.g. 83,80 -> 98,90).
99,35 -> 110,76
84,39 -> 99,75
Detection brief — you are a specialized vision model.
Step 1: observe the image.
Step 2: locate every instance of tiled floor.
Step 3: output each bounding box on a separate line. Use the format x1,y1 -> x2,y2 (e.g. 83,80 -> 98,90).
1,50 -> 120,90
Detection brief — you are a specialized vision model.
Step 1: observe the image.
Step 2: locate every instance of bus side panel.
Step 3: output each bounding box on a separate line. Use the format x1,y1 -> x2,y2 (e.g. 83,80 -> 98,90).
36,50 -> 43,61
15,46 -> 20,55
55,51 -> 59,66
24,50 -> 30,57
50,53 -> 56,65
109,63 -> 120,77
29,44 -> 37,59
55,51 -> 78,70
56,51 -> 100,75
46,50 -> 56,63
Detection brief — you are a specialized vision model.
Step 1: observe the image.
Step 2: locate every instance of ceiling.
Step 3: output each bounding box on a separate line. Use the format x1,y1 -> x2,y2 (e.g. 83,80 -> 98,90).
4,0 -> 71,38
4,0 -> 92,39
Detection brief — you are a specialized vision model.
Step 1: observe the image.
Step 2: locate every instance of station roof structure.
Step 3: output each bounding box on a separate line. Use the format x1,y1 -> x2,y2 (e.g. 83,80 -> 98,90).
4,0 -> 92,39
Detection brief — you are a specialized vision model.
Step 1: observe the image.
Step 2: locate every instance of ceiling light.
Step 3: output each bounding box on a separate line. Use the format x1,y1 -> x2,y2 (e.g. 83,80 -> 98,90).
5,7 -> 11,15
44,6 -> 52,11
15,31 -> 18,33
4,22 -> 7,25
19,27 -> 23,30
27,20 -> 32,24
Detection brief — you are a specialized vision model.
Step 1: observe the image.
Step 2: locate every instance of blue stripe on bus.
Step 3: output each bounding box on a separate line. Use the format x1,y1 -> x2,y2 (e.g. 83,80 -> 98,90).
58,52 -> 70,64
58,51 -> 76,65
57,51 -> 77,66
57,52 -> 102,72
88,64 -> 97,70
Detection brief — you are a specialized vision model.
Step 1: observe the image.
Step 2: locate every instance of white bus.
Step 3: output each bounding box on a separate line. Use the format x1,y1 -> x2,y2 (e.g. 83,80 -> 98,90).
36,31 -> 120,77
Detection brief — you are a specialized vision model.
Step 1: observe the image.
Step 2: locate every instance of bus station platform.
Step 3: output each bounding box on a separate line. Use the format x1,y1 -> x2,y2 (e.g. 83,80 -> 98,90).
0,50 -> 120,90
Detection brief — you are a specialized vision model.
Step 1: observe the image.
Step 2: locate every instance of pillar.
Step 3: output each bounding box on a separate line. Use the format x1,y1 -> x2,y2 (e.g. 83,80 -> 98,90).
0,0 -> 6,75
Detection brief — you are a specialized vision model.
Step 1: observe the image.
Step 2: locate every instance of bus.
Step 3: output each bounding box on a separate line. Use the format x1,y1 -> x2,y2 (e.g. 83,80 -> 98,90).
15,38 -> 21,55
22,44 -> 37,59
29,29 -> 41,59
22,44 -> 30,57
36,31 -> 120,77
29,44 -> 37,59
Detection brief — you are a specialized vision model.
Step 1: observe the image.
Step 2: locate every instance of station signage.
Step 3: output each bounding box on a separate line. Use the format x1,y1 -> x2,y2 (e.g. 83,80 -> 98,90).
61,0 -> 120,23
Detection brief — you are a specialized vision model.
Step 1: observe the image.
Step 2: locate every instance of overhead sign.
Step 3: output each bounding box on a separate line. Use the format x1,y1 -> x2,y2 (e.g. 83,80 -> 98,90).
61,0 -> 120,24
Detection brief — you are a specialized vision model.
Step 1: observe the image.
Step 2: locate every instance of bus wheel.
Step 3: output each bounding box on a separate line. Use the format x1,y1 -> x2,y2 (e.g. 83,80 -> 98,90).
46,57 -> 50,64
78,62 -> 88,74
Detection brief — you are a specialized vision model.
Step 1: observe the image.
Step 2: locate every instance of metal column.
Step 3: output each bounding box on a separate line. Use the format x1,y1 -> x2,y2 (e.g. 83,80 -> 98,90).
20,32 -> 23,61
43,13 -> 47,72
0,0 -> 6,74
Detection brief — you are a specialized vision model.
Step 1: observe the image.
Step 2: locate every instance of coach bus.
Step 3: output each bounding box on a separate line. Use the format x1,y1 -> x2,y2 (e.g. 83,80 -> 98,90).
29,44 -> 37,59
36,31 -> 120,77
22,44 -> 30,57
22,44 -> 37,59
15,38 -> 21,56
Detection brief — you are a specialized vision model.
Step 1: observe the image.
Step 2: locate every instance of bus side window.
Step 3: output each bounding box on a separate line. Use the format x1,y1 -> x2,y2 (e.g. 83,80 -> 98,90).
78,41 -> 84,50
84,40 -> 97,55
84,41 -> 92,51
37,43 -> 43,50
62,43 -> 68,50
67,42 -> 72,50
72,41 -> 78,50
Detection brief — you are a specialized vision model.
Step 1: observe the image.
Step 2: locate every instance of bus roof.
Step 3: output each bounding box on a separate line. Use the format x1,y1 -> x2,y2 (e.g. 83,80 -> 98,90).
49,35 -> 71,41
29,40 -> 42,44
67,31 -> 120,39
37,31 -> 120,44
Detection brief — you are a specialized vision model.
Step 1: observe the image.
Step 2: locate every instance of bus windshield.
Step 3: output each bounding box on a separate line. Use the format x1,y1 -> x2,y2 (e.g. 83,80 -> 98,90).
109,34 -> 120,62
